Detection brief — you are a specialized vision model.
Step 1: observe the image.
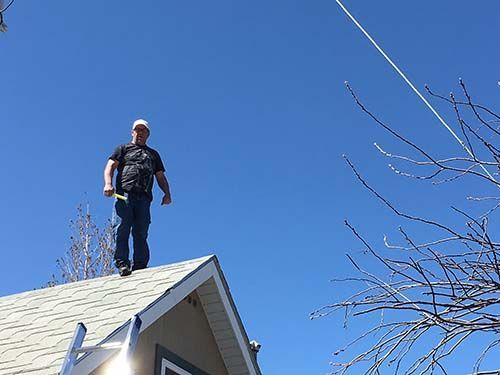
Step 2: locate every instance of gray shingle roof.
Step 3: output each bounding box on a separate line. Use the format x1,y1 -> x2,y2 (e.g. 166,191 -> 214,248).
0,256 -> 213,375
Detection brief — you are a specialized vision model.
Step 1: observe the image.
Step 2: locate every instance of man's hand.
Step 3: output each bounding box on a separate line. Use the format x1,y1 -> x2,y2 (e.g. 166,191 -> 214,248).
104,160 -> 119,197
156,171 -> 172,206
104,184 -> 115,197
161,194 -> 172,205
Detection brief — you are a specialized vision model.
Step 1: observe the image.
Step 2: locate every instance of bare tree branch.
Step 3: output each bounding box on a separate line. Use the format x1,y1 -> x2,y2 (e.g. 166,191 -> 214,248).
316,82 -> 500,374
49,203 -> 115,285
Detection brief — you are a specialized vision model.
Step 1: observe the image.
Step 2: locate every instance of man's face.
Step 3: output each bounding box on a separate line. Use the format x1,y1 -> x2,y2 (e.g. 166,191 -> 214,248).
132,125 -> 150,145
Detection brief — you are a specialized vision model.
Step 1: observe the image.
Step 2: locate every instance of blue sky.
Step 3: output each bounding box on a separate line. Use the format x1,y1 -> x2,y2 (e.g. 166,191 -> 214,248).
1,1 -> 499,374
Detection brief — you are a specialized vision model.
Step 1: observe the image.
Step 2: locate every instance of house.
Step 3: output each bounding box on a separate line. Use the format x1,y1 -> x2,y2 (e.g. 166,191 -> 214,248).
0,255 -> 262,375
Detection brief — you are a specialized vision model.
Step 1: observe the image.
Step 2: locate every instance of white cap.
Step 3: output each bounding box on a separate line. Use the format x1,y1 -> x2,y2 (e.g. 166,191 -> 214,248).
132,119 -> 150,132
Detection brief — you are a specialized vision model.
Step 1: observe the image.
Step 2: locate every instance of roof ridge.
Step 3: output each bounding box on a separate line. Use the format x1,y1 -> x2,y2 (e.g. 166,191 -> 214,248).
0,255 -> 215,301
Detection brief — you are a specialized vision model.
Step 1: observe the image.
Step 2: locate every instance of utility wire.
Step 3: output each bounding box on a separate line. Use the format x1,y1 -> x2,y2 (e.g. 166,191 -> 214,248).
334,0 -> 498,185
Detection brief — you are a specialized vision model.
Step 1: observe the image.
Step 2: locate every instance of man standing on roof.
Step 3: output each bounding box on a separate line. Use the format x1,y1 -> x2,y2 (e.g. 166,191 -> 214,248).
103,119 -> 172,277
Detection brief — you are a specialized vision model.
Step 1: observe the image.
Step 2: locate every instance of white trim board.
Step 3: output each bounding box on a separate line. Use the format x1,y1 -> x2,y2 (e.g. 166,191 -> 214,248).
211,268 -> 257,375
162,358 -> 192,375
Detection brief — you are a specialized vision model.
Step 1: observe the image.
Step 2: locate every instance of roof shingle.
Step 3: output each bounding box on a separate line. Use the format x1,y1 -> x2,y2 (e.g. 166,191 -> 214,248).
0,256 -> 213,375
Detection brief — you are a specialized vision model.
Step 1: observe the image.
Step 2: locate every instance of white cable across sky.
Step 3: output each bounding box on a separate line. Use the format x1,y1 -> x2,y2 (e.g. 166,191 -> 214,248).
334,0 -> 498,185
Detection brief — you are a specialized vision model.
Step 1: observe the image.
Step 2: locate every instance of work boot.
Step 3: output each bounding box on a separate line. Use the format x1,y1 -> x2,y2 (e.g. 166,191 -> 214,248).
118,264 -> 132,277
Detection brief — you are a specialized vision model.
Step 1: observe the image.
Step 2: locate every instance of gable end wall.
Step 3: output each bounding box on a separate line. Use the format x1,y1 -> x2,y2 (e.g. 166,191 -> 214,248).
92,290 -> 229,375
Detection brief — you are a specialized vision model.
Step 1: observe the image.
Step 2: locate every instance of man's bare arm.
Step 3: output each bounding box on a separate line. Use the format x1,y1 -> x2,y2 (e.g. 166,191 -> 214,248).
103,159 -> 119,196
155,171 -> 172,205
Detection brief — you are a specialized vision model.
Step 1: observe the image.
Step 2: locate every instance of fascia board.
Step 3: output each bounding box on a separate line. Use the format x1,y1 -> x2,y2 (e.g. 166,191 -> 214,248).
210,264 -> 259,375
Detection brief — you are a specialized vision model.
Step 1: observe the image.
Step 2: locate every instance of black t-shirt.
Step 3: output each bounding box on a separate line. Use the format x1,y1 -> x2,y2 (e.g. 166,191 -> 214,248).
110,143 -> 165,201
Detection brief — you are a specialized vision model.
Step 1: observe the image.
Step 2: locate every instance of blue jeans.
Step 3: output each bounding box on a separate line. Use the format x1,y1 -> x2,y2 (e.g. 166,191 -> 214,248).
113,193 -> 151,269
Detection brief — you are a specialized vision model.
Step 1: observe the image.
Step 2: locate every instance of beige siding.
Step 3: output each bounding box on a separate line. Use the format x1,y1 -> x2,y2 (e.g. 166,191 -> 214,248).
92,291 -> 229,375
